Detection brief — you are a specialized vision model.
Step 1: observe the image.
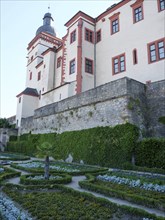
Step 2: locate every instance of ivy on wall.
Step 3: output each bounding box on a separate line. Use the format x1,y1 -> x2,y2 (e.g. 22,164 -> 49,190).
7,123 -> 165,169
7,123 -> 139,168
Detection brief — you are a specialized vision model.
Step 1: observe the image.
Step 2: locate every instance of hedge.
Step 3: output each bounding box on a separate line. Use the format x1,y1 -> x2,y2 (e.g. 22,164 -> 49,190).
79,174 -> 165,211
20,173 -> 72,185
3,183 -> 164,220
7,123 -> 139,168
6,123 -> 165,169
135,138 -> 165,169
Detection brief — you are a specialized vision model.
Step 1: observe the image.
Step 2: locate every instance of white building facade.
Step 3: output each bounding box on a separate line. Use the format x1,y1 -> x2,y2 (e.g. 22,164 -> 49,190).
16,0 -> 165,127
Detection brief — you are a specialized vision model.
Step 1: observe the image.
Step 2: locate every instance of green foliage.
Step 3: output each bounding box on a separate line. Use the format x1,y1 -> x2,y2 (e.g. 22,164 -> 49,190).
0,152 -> 30,161
20,173 -> 72,185
79,174 -> 165,211
9,136 -> 17,141
0,118 -> 12,128
11,161 -> 107,175
127,97 -> 140,111
7,123 -> 140,168
54,123 -> 139,168
135,138 -> 165,169
3,183 -> 162,220
0,167 -> 20,185
158,116 -> 165,125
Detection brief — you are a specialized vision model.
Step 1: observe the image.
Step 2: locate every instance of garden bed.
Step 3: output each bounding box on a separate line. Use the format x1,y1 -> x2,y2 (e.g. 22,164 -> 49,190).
2,183 -> 163,220
0,166 -> 20,185
0,152 -> 30,161
11,160 -> 107,175
20,173 -> 72,185
79,171 -> 165,211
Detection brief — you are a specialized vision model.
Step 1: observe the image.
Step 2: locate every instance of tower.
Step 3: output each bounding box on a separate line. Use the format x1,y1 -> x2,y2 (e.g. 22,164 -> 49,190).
16,11 -> 62,128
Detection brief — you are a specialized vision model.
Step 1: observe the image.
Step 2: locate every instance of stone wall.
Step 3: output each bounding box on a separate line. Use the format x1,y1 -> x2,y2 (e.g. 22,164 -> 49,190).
146,80 -> 165,137
20,77 -> 165,137
0,128 -> 18,151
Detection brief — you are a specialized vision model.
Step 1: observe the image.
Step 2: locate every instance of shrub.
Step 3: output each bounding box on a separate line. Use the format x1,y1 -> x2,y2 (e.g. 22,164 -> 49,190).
136,138 -> 165,169
20,173 -> 72,185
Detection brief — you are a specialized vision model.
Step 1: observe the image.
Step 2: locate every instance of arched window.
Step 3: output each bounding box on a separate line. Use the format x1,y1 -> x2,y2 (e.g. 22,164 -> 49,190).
133,49 -> 138,65
29,72 -> 32,80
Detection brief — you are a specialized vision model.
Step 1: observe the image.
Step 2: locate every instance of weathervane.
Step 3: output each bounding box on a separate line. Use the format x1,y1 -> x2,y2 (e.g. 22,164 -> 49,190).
48,4 -> 50,12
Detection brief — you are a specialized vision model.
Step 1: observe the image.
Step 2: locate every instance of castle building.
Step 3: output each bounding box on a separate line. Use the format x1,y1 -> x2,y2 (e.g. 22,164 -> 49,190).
16,0 -> 165,128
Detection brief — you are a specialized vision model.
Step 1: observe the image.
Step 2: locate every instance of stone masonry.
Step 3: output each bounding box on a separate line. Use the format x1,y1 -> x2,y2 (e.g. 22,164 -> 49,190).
20,77 -> 165,138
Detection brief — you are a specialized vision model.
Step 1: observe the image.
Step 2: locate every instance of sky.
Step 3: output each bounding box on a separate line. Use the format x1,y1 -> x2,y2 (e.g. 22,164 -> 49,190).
0,0 -> 120,118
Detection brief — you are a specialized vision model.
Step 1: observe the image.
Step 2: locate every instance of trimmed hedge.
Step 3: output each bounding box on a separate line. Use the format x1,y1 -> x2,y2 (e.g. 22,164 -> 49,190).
0,152 -> 30,161
7,123 -> 139,168
20,173 -> 72,185
3,183 -> 164,220
135,138 -> 165,169
0,167 -> 20,184
79,174 -> 165,211
6,123 -> 165,169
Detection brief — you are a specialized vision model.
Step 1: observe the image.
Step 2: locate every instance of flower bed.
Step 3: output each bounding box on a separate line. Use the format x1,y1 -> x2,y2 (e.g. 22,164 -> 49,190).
11,160 -> 107,175
97,174 -> 165,193
2,184 -> 162,220
0,192 -> 33,220
0,152 -> 30,161
79,173 -> 165,211
20,173 -> 72,185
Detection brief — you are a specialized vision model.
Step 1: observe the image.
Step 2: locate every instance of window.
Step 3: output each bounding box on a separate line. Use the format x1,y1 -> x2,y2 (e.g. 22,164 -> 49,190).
70,30 -> 76,44
131,0 -> 144,23
57,57 -> 61,68
85,58 -> 93,74
158,0 -> 165,11
96,30 -> 101,43
31,56 -> 33,61
133,49 -> 138,65
85,28 -> 94,43
29,72 -> 32,80
112,19 -> 119,34
109,12 -> 120,35
19,97 -> 21,103
148,38 -> 165,63
39,90 -> 41,100
112,54 -> 126,75
70,59 -> 75,74
134,7 -> 143,22
38,71 -> 41,81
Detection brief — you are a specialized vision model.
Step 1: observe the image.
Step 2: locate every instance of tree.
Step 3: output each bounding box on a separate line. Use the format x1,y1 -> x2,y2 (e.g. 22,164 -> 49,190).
0,118 -> 11,128
37,142 -> 54,180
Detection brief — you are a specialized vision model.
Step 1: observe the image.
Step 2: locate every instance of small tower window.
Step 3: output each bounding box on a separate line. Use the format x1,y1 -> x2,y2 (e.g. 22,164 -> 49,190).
19,97 -> 21,103
39,90 -> 41,100
38,71 -> 41,81
133,49 -> 138,65
29,72 -> 32,80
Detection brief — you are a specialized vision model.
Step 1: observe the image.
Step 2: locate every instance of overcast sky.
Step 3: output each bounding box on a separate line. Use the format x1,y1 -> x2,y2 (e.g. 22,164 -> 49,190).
0,0 -> 120,118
